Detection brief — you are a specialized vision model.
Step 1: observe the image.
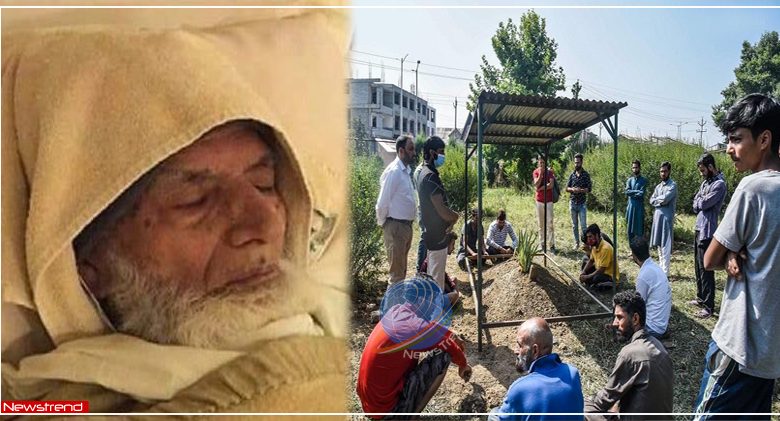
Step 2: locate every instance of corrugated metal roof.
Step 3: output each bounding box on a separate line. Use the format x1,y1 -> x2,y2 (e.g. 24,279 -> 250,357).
463,91 -> 627,145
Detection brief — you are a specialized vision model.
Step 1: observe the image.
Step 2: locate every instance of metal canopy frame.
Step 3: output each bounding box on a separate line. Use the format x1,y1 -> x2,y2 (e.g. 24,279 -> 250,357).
462,91 -> 627,351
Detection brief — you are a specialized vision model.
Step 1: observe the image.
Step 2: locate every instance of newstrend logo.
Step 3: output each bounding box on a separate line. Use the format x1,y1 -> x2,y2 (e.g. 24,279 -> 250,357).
2,401 -> 89,413
378,275 -> 453,354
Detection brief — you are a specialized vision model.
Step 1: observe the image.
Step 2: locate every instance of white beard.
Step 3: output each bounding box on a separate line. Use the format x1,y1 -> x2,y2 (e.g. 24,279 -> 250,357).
101,250 -> 322,350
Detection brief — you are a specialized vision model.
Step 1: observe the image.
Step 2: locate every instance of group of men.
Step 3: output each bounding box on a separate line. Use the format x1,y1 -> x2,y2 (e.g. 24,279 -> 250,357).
375,135 -> 458,293
362,92 -> 780,419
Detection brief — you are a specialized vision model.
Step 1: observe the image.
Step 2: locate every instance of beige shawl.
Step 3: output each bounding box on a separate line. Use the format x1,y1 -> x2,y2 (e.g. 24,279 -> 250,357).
1,7 -> 349,405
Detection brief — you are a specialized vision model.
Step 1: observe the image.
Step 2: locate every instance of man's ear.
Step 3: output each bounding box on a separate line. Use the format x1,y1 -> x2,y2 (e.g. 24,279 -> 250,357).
76,246 -> 111,300
632,312 -> 642,330
758,129 -> 772,152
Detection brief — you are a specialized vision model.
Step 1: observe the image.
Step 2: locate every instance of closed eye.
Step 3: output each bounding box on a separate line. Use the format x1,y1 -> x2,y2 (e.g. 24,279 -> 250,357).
255,185 -> 275,194
176,195 -> 208,209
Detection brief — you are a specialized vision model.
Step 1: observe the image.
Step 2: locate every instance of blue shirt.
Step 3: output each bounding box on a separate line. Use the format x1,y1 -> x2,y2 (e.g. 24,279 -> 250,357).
493,353 -> 584,420
692,172 -> 726,241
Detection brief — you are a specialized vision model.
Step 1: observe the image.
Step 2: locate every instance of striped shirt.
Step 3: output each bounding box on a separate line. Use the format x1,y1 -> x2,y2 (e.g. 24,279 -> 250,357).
487,220 -> 518,249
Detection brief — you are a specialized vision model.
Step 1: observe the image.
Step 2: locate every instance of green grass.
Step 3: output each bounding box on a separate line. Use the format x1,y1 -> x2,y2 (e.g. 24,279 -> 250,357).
475,187 -> 779,414
350,186 -> 779,415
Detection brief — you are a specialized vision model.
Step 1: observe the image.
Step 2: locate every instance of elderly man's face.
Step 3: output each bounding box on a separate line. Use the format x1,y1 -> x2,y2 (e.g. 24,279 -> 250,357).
79,122 -> 302,349
115,123 -> 286,296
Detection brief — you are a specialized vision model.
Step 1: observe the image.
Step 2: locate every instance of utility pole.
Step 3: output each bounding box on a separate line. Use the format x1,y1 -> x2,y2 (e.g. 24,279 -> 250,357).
670,121 -> 689,141
453,97 -> 458,129
696,117 -> 707,148
400,54 -> 408,135
415,59 -> 420,138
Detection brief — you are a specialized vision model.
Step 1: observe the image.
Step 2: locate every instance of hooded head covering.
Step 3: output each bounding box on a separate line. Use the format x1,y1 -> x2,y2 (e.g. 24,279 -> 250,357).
2,6 -> 348,380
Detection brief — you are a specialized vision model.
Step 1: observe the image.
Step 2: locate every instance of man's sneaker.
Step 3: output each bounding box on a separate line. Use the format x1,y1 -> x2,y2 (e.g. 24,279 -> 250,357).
687,299 -> 703,307
695,308 -> 712,319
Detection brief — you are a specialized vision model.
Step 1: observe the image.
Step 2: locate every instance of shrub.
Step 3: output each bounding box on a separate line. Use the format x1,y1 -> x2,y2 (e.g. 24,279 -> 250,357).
515,229 -> 541,273
439,144 -> 482,213
349,153 -> 385,296
582,138 -> 745,215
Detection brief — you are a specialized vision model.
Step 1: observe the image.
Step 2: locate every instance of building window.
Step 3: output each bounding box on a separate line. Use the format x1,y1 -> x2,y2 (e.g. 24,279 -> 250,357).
410,99 -> 415,111
394,116 -> 400,130
371,88 -> 377,104
403,118 -> 407,132
372,116 -> 377,128
430,109 -> 436,123
394,92 -> 400,105
422,105 -> 427,115
402,96 -> 407,108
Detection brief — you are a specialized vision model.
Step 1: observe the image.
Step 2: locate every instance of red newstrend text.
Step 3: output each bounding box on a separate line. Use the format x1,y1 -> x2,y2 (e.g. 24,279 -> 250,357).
2,400 -> 89,413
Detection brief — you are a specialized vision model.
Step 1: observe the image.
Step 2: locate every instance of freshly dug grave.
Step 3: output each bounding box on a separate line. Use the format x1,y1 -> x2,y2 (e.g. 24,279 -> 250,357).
348,256 -> 618,419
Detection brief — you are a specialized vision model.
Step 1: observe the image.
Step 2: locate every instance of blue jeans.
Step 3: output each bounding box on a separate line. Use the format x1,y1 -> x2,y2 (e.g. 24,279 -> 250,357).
693,340 -> 775,420
570,202 -> 587,245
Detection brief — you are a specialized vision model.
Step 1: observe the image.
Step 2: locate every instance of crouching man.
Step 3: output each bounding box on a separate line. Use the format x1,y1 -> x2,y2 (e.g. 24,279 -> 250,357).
357,276 -> 472,419
586,291 -> 673,421
490,317 -> 584,420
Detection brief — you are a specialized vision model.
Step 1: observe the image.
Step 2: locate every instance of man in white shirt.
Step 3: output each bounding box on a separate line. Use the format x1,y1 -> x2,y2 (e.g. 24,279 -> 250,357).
376,135 -> 417,285
630,236 -> 671,339
486,209 -> 518,262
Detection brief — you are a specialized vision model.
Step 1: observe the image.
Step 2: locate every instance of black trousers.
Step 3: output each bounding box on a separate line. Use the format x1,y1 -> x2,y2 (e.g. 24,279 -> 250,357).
694,231 -> 716,312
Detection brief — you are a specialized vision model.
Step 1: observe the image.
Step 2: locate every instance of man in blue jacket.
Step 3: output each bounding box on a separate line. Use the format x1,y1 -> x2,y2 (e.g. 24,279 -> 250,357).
490,317 -> 584,420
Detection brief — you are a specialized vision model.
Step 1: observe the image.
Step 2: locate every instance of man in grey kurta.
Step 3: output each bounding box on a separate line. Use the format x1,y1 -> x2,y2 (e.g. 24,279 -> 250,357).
649,162 -> 677,276
585,291 -> 673,421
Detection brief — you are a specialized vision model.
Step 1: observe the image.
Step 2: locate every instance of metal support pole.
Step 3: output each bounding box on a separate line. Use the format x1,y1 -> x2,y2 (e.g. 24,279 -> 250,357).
543,144 -> 550,267
400,54 -> 408,135
415,60 -> 420,137
477,101 -> 484,352
612,112 -> 619,289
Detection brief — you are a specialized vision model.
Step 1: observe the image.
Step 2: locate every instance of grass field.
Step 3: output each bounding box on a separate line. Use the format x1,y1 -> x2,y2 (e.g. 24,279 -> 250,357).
348,187 -> 780,417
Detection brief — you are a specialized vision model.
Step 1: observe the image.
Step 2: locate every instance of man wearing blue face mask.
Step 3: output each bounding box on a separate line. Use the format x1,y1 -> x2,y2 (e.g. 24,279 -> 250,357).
415,136 -> 459,291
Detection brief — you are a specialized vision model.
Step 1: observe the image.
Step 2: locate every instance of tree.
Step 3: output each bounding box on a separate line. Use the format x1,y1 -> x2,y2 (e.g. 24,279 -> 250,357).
467,10 -> 568,189
712,31 -> 780,128
467,10 -> 566,109
571,79 -> 582,99
350,117 -> 371,156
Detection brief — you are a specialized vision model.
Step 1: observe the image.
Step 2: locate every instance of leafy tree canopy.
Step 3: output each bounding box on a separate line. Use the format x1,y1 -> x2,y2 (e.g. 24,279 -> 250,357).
466,10 -> 569,190
467,10 -> 566,110
712,31 -> 780,129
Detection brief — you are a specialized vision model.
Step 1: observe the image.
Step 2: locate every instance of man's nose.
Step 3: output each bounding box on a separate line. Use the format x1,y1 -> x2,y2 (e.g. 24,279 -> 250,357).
225,182 -> 284,247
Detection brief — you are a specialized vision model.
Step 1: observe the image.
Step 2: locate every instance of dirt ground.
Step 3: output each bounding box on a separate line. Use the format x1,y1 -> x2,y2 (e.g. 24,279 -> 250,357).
349,247 -> 627,419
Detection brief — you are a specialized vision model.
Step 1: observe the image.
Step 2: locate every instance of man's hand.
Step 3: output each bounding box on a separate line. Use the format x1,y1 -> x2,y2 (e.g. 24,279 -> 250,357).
726,249 -> 747,281
451,333 -> 465,349
458,364 -> 472,382
579,273 -> 589,283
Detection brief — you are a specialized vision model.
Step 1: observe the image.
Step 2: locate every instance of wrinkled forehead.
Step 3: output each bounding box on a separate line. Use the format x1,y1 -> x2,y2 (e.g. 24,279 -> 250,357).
153,121 -> 278,181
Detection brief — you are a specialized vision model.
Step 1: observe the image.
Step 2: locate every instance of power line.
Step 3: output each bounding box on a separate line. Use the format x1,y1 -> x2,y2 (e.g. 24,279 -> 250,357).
350,49 -> 478,74
349,59 -> 475,82
578,77 -> 713,107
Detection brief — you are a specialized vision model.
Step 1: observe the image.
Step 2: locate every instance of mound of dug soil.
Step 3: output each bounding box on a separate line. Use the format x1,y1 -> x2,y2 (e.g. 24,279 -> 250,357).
479,259 -> 606,323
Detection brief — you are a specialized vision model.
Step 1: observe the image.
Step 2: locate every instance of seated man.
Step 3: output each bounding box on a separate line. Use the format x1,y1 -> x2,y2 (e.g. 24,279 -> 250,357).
490,317 -> 584,420
457,208 -> 489,271
357,276 -> 472,419
2,9 -> 348,413
486,209 -> 519,261
630,236 -> 671,339
585,291 -> 674,421
579,224 -> 619,290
